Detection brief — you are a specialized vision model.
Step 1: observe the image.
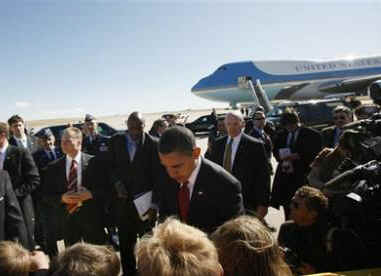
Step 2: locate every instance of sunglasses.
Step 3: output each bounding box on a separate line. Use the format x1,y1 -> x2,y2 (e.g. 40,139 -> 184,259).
254,118 -> 265,120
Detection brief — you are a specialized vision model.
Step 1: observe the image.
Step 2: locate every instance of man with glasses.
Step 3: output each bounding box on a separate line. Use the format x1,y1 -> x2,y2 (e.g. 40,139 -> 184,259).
321,106 -> 353,148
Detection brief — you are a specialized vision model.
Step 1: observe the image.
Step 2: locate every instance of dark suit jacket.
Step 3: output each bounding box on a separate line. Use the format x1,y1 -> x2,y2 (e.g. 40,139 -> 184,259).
109,132 -> 161,200
157,158 -> 244,234
0,170 -> 28,247
42,153 -> 103,204
271,126 -> 322,207
209,133 -> 271,210
3,145 -> 40,249
9,135 -> 38,154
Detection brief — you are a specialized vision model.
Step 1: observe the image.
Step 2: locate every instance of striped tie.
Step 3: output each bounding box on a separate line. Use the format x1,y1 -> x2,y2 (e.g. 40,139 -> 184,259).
67,160 -> 78,192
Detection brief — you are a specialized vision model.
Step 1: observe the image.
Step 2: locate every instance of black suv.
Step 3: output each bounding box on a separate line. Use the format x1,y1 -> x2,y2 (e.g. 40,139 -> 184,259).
34,122 -> 118,144
266,98 -> 347,131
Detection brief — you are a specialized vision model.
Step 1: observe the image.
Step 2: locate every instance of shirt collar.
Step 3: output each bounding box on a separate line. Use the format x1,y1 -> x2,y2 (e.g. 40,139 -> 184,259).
228,132 -> 242,144
66,151 -> 81,164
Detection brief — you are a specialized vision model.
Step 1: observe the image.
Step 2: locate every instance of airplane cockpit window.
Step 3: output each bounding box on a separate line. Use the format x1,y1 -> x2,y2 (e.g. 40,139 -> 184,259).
217,66 -> 227,71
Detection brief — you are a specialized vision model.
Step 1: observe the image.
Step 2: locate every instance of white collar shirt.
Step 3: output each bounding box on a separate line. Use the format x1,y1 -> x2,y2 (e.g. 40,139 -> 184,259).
65,152 -> 82,190
183,157 -> 202,200
14,136 -> 28,149
226,132 -> 242,169
0,142 -> 8,170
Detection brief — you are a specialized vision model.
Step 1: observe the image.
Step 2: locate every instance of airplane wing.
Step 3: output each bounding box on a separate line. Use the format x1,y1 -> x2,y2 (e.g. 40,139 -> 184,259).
319,74 -> 381,93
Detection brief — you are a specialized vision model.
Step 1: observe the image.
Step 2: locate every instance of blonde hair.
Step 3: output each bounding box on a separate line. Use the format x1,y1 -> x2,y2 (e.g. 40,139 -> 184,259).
211,216 -> 292,276
0,241 -> 31,276
51,242 -> 120,276
62,127 -> 83,142
135,217 -> 221,276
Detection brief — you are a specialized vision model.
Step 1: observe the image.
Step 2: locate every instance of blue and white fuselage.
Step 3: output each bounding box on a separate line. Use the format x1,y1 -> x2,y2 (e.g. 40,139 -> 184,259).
191,56 -> 381,107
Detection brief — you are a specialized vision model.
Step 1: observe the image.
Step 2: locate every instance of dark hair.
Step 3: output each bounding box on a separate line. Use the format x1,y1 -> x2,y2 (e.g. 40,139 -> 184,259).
158,126 -> 195,156
280,108 -> 300,125
151,119 -> 167,130
7,115 -> 24,126
295,186 -> 328,218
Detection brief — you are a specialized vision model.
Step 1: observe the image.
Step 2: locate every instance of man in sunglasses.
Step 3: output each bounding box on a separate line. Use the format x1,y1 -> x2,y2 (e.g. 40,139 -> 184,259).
321,105 -> 353,148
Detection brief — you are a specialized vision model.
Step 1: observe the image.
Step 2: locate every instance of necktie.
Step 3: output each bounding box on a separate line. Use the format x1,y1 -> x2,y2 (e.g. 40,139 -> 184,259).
178,181 -> 190,222
48,150 -> 55,161
67,160 -> 78,192
223,138 -> 233,172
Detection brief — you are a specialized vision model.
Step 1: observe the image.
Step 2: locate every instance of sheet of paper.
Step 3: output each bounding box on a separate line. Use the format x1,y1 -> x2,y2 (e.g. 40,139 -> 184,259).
133,191 -> 152,221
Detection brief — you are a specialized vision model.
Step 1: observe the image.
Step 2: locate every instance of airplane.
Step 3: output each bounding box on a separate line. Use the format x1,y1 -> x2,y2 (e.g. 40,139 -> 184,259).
191,56 -> 381,109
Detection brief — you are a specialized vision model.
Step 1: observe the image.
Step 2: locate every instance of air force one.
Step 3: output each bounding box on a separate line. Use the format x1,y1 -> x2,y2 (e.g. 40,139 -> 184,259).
191,56 -> 381,108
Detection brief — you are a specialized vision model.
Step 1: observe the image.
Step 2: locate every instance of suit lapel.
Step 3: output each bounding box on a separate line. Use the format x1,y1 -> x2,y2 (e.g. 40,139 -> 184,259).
188,159 -> 206,220
232,134 -> 246,172
217,136 -> 228,164
3,146 -> 17,171
57,157 -> 68,192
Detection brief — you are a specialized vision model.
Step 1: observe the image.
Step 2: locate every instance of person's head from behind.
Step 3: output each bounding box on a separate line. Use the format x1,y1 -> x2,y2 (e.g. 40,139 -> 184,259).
0,241 -> 31,276
211,216 -> 291,276
50,242 -> 120,276
332,105 -> 353,128
290,186 -> 328,226
158,126 -> 201,184
7,115 -> 25,138
135,217 -> 222,276
280,108 -> 300,132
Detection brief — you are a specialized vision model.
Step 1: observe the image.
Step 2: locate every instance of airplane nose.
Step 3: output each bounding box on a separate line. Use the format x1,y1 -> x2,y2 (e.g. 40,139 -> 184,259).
191,76 -> 210,92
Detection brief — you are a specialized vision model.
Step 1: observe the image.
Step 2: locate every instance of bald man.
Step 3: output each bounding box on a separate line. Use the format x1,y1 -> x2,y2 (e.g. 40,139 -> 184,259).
108,111 -> 162,276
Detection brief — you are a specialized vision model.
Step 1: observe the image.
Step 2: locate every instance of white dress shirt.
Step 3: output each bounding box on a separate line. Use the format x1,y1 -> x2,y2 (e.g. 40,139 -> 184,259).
183,156 -> 202,200
14,136 -> 28,149
65,152 -> 82,191
0,142 -> 8,170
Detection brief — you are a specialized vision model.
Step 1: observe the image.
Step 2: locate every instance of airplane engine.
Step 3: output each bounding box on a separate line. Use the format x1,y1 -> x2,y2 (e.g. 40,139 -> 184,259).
369,80 -> 381,105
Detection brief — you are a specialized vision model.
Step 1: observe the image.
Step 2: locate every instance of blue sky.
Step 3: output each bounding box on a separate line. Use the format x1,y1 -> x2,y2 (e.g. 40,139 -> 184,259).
1,0 -> 380,120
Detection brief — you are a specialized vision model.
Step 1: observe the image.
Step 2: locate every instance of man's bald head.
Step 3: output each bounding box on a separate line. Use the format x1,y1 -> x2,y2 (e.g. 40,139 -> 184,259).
127,111 -> 145,141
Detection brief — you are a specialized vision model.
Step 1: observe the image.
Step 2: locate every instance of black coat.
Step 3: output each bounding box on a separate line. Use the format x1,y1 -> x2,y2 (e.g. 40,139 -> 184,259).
209,133 -> 271,210
109,132 -> 161,199
82,133 -> 110,157
3,145 -> 40,249
156,157 -> 244,234
42,153 -> 106,245
271,126 -> 322,208
0,170 -> 28,247
9,135 -> 39,154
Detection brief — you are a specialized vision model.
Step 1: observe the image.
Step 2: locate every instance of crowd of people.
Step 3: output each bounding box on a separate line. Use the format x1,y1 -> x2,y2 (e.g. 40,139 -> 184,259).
0,101 -> 379,275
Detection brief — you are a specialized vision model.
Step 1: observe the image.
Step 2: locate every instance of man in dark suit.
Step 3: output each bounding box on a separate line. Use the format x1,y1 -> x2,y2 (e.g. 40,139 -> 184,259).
108,111 -> 161,276
271,109 -> 322,219
156,126 -> 244,234
321,105 -> 353,148
43,127 -> 106,247
0,122 -> 40,250
32,128 -> 63,255
209,111 -> 271,219
82,114 -> 110,156
0,170 -> 28,247
8,114 -> 38,153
